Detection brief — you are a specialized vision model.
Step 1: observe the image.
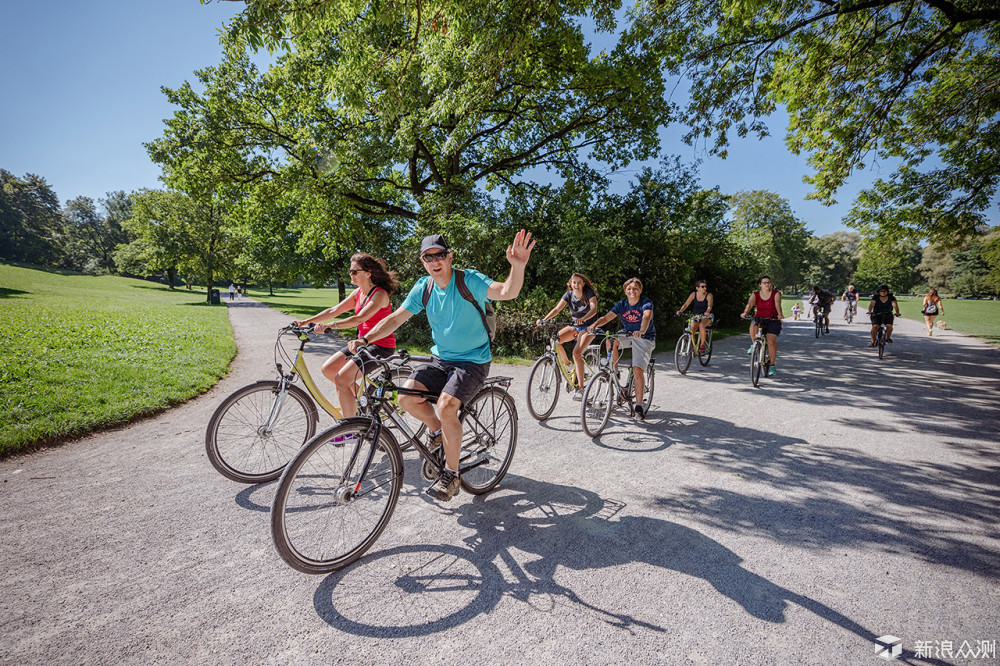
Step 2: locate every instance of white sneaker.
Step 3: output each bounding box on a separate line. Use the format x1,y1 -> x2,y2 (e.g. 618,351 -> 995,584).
572,388 -> 583,402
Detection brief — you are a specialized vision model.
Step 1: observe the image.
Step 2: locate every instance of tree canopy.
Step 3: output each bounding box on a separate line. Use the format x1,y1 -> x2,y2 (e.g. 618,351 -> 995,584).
638,0 -> 1000,244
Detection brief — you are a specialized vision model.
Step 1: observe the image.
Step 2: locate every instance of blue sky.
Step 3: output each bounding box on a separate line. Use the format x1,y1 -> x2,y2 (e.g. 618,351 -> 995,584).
0,1 -> 954,237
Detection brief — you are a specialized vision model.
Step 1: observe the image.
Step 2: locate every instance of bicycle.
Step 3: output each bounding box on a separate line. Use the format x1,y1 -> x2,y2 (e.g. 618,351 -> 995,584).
673,314 -> 713,374
812,303 -> 828,338
745,315 -> 779,387
270,349 -> 518,573
844,300 -> 857,324
525,321 -> 602,420
205,324 -> 422,484
872,317 -> 888,359
580,333 -> 655,437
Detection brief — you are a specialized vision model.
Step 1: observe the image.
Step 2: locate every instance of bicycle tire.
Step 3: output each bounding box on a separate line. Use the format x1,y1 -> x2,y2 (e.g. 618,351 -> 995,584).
642,361 -> 655,412
815,317 -> 822,338
205,381 -> 318,484
674,334 -> 692,374
458,387 -> 518,495
751,340 -> 763,387
877,329 -> 886,359
581,370 -> 614,437
697,330 -> 713,366
525,355 -> 559,421
271,418 -> 403,574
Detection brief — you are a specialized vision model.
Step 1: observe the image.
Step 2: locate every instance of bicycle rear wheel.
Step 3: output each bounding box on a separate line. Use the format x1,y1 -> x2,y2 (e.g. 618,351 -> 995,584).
697,330 -> 713,366
581,371 -> 614,437
642,361 -> 655,412
271,419 -> 403,574
459,387 -> 518,494
674,334 -> 692,374
750,340 -> 763,387
525,355 -> 559,421
206,381 -> 318,484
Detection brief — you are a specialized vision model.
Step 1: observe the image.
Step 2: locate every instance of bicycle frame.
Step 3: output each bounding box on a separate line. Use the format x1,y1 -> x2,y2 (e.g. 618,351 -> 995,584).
539,322 -> 600,386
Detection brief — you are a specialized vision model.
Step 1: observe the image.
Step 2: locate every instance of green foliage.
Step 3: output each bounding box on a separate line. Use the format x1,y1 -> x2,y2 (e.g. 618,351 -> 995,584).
61,193 -> 132,274
853,237 -> 922,293
801,232 -> 860,292
727,190 -> 809,292
638,0 -> 1000,244
0,169 -> 64,266
0,262 -> 234,457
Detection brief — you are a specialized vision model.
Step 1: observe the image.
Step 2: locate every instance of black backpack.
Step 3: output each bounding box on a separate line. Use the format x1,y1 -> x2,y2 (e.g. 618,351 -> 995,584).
421,269 -> 497,342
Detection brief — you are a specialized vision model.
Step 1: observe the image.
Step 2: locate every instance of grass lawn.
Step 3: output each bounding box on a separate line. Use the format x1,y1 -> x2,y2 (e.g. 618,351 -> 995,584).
0,263 -> 235,458
895,296 -> 1000,346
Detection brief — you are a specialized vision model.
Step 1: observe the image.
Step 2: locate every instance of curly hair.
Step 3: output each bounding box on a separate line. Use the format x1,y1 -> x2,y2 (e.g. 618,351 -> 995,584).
351,253 -> 400,294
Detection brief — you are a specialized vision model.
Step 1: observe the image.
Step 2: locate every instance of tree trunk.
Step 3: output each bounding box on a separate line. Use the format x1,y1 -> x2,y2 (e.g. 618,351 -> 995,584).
167,267 -> 177,289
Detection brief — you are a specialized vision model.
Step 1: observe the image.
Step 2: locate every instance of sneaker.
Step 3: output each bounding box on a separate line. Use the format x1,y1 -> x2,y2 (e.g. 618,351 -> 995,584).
869,341 -> 876,347
825,327 -> 829,334
928,329 -> 933,336
634,404 -> 645,420
747,345 -> 754,354
426,431 -> 443,448
330,433 -> 357,448
886,336 -> 893,344
571,388 -> 583,402
699,343 -> 707,352
426,469 -> 461,501
768,366 -> 777,376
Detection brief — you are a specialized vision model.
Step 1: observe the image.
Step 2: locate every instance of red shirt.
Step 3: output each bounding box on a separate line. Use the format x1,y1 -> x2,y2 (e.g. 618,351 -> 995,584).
356,287 -> 395,349
754,290 -> 779,318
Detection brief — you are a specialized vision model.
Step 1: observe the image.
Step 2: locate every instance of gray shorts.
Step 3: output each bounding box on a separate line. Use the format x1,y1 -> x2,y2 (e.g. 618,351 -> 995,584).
617,337 -> 655,372
410,357 -> 491,406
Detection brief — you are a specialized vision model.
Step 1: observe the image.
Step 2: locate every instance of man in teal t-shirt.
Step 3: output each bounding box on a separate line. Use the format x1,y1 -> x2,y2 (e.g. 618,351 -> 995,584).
353,230 -> 535,502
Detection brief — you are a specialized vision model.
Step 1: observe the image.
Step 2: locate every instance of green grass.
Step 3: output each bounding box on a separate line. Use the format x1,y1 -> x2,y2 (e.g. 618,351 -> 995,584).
896,296 -> 1000,346
0,263 -> 235,457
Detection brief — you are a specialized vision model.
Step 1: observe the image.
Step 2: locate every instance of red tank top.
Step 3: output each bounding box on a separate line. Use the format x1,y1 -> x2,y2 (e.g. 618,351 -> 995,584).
754,290 -> 778,318
356,287 -> 395,349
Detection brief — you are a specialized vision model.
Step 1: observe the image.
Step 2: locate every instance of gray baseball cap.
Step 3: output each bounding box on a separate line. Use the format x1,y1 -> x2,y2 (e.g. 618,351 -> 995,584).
419,234 -> 450,255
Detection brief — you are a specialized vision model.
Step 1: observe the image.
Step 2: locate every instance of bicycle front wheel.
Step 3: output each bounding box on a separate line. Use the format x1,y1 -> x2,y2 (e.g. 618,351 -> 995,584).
271,418 -> 403,574
674,334 -> 692,374
459,387 -> 518,494
525,355 -> 559,421
815,318 -> 822,338
877,331 -> 886,359
750,341 -> 763,387
581,371 -> 614,437
642,361 -> 655,412
205,381 -> 318,484
697,330 -> 713,366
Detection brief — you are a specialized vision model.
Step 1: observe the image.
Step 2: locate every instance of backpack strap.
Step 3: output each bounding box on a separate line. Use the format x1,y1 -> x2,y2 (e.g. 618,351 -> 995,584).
421,270 -> 491,336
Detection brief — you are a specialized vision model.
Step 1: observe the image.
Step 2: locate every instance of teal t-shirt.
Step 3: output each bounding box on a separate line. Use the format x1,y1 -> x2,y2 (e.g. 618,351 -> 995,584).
401,269 -> 494,363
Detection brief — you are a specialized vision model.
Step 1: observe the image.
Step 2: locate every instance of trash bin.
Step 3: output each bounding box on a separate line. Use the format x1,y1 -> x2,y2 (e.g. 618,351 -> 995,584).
210,288 -> 221,305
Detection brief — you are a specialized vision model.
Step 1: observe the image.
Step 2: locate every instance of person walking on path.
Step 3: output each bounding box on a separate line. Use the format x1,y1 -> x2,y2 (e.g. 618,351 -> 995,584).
228,283 -> 236,302
351,230 -> 535,502
922,288 -> 944,336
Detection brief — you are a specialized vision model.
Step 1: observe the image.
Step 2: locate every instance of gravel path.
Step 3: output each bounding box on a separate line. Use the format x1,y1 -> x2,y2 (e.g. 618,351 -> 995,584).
2,297 -> 998,664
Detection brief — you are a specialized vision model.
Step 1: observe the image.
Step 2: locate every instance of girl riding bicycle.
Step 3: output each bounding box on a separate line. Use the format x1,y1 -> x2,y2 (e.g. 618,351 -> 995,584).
293,253 -> 400,418
537,273 -> 600,401
675,279 -> 714,352
740,275 -> 784,376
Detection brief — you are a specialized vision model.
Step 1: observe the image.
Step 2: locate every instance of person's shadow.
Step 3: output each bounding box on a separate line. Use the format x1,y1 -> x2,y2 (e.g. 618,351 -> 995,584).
312,474 -> 877,643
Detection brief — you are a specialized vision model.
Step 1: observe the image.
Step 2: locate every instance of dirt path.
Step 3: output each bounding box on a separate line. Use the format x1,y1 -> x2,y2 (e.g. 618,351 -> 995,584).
2,298 -> 997,664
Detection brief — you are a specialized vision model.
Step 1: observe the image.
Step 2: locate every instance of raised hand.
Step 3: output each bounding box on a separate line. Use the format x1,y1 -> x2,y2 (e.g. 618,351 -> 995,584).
505,229 -> 536,269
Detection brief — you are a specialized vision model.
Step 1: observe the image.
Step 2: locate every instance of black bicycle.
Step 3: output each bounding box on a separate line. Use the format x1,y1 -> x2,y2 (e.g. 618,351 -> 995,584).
270,349 -> 518,574
871,315 -> 889,359
812,303 -> 828,338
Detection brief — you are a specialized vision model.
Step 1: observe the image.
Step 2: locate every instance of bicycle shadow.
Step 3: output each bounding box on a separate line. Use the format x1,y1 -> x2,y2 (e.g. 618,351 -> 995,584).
312,475 -> 877,643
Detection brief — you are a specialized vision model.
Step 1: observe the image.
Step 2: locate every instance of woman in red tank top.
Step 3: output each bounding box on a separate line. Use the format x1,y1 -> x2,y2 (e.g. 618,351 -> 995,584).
294,253 -> 399,418
739,275 -> 785,376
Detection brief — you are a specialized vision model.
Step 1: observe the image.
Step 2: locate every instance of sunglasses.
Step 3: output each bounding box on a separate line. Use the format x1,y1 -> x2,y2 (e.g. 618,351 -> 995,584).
421,251 -> 449,263
696,285 -> 707,289
348,268 -> 366,275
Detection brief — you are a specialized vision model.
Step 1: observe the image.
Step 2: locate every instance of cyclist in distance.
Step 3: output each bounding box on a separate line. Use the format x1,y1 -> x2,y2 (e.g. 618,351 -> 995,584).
537,273 -> 600,401
808,285 -> 836,333
293,253 -> 399,419
351,231 -> 535,502
676,279 -> 714,352
841,284 -> 860,320
587,277 -> 656,420
868,284 -> 902,346
740,275 -> 784,376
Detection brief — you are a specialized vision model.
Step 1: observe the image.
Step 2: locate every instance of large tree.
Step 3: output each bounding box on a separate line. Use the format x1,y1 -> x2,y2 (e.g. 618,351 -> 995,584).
727,190 -> 809,291
161,0 -> 670,243
61,192 -> 132,274
638,0 -> 1000,245
0,169 -> 64,266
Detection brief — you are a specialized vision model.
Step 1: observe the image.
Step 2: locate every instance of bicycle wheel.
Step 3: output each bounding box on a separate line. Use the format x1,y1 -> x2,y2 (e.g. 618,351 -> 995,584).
750,340 -> 763,387
581,370 -> 614,437
697,330 -> 713,366
674,334 -> 692,374
459,387 -> 518,494
815,317 -> 822,338
205,381 -> 318,484
877,330 -> 886,359
847,306 -> 854,324
642,361 -> 655,412
525,355 -> 560,421
582,346 -> 601,381
271,418 -> 403,574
